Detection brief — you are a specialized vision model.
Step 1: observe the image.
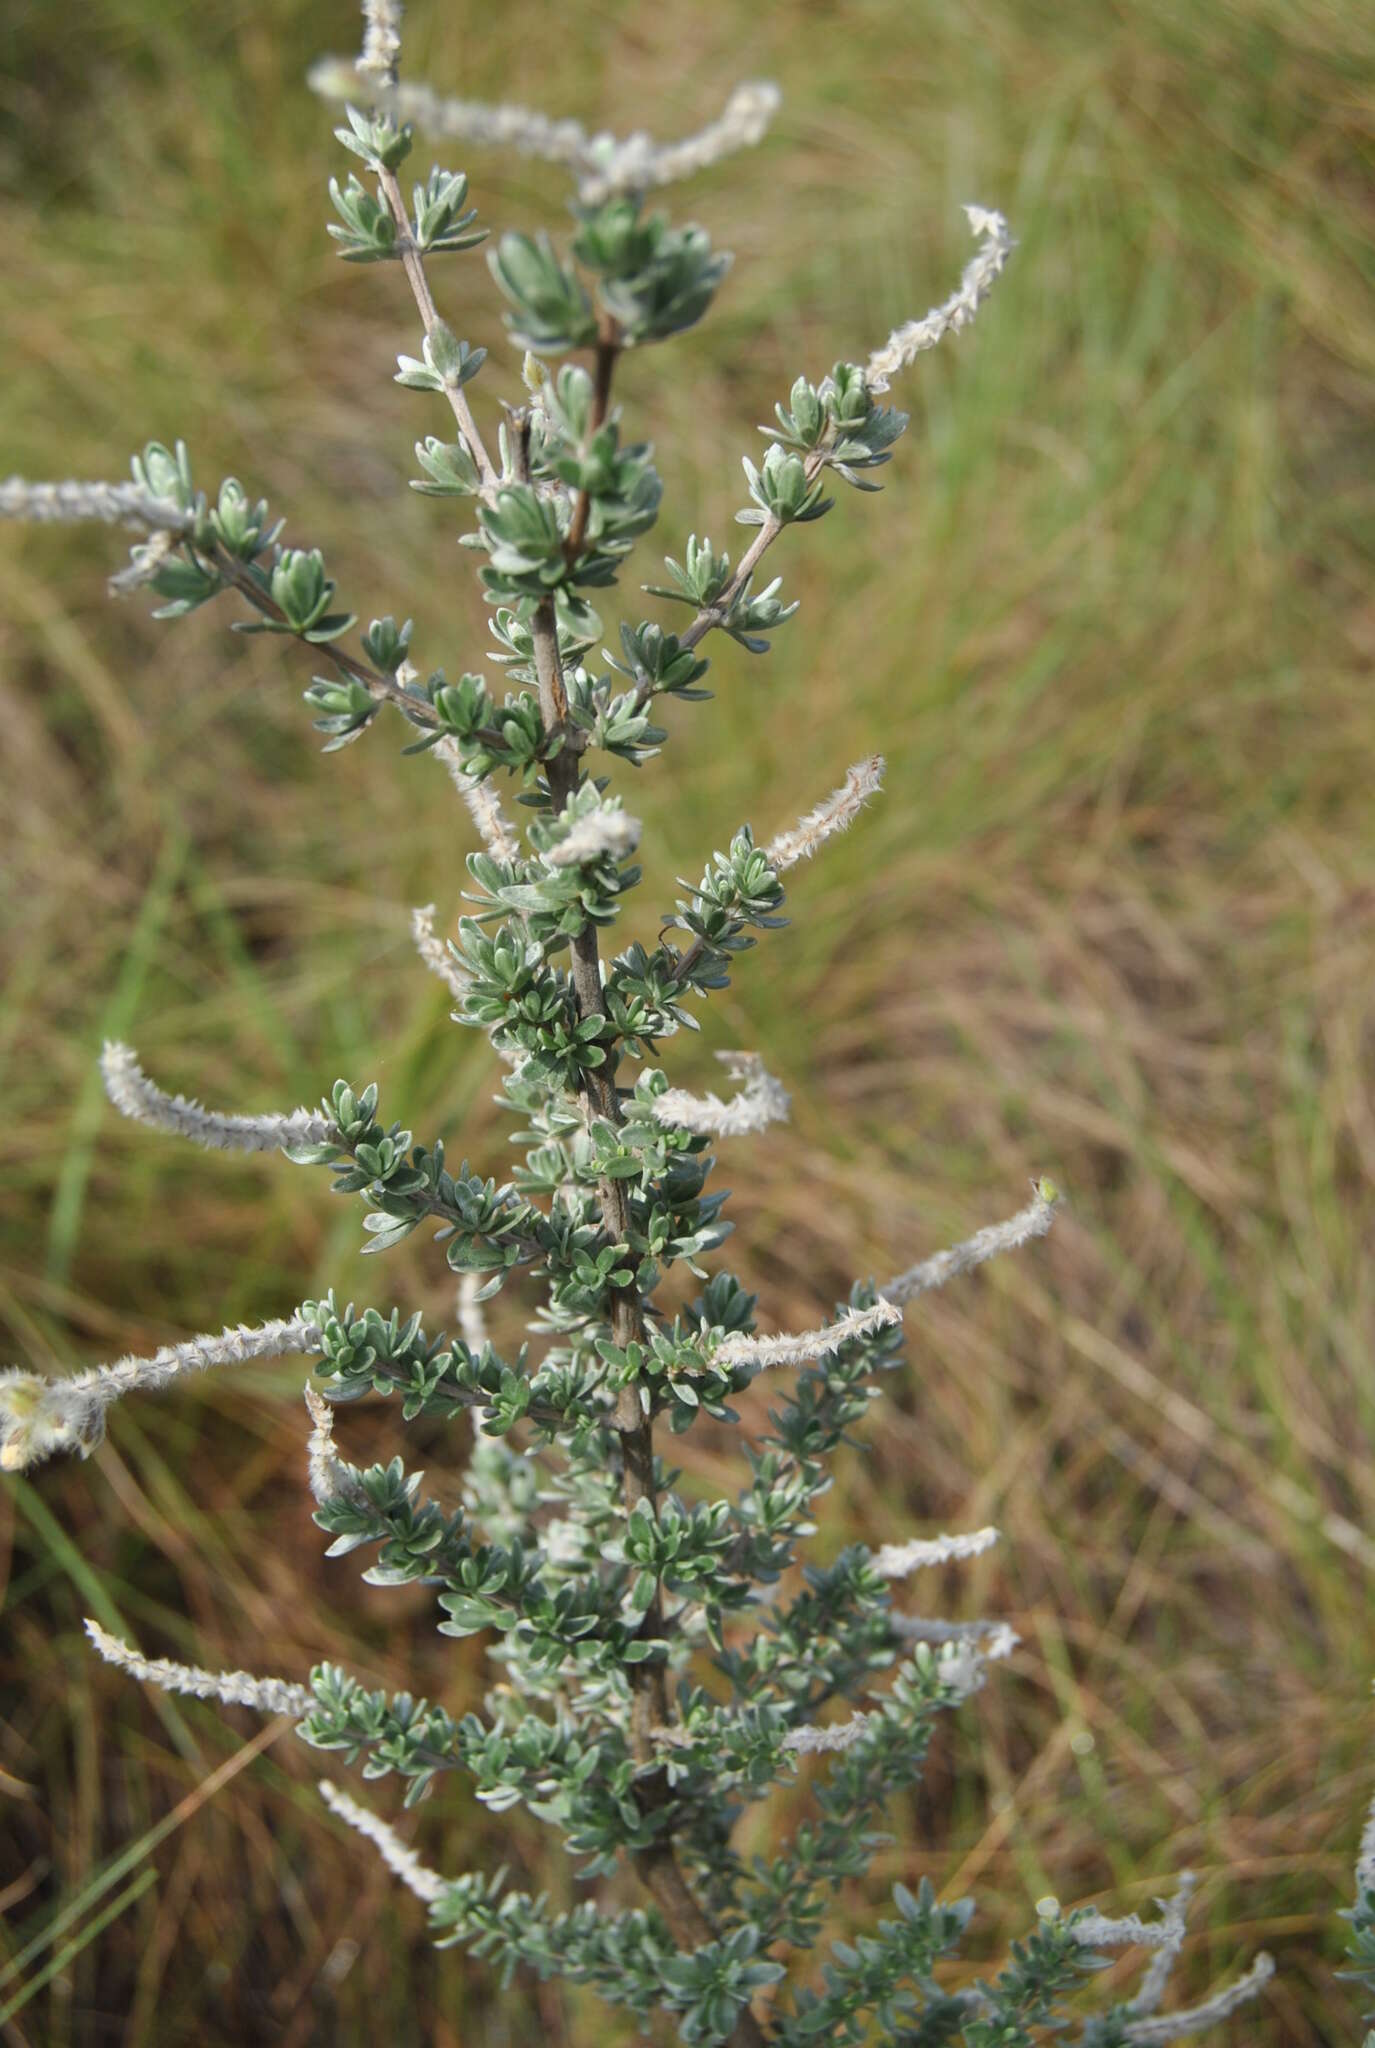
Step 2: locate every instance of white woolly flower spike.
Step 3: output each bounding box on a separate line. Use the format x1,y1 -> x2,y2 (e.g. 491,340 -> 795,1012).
881,1181 -> 1060,1304
660,1616 -> 1016,1758
713,1297 -> 901,1373
101,1042 -> 333,1154
84,1618 -> 312,1717
1355,1783 -> 1375,1900
456,1271 -> 489,1354
546,807 -> 642,868
108,527 -> 179,597
357,0 -> 402,84
302,1383 -> 372,1516
1121,1954 -> 1275,2043
889,1615 -> 1019,1667
864,206 -> 1015,393
0,1315 -> 319,1472
652,1051 -> 791,1138
871,1525 -> 1000,1578
319,1781 -> 448,1905
305,63 -> 779,204
1071,1909 -> 1182,1953
575,80 -> 781,204
411,903 -> 471,1001
433,734 -> 520,861
765,756 -> 884,872
1128,1872 -> 1196,2019
782,1714 -> 871,1755
0,475 -> 194,533
931,1622 -> 1018,1700
781,1632 -> 1015,1731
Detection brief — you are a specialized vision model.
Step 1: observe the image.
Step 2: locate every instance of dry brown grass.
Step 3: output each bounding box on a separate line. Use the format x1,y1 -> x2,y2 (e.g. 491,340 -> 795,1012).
1,0 -> 1373,2040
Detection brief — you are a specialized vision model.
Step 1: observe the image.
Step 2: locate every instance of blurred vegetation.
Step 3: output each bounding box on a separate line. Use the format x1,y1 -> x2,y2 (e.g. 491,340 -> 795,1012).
1,0 -> 1372,2041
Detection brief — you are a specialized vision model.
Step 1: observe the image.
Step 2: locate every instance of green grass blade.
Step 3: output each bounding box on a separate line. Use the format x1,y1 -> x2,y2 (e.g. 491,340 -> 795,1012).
0,1867 -> 158,2025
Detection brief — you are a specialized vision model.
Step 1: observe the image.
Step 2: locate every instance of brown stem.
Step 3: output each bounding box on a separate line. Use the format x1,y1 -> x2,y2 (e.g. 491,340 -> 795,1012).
347,97 -> 769,2031
513,441 -> 758,2008
374,164 -> 500,494
212,551 -> 443,728
667,933 -> 708,988
563,313 -> 622,565
677,446 -> 830,659
636,1837 -> 770,2047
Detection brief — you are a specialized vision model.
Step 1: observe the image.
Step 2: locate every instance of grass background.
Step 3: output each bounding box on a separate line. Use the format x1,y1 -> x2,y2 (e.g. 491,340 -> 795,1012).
1,0 -> 1372,2041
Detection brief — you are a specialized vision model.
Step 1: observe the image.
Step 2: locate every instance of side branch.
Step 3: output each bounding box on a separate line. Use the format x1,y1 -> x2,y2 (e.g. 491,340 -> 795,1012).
2,489 -> 448,742
675,207 -> 1012,664
373,163 -> 499,492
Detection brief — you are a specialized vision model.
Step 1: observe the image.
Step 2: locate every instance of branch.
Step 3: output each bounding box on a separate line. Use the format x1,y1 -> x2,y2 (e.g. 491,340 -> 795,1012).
374,162 -> 499,493
679,494 -> 801,658
336,0 -> 498,489
1,485 -> 437,736
673,207 -> 1012,669
661,763 -> 884,997
173,543 -> 450,734
658,1623 -> 1018,1761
